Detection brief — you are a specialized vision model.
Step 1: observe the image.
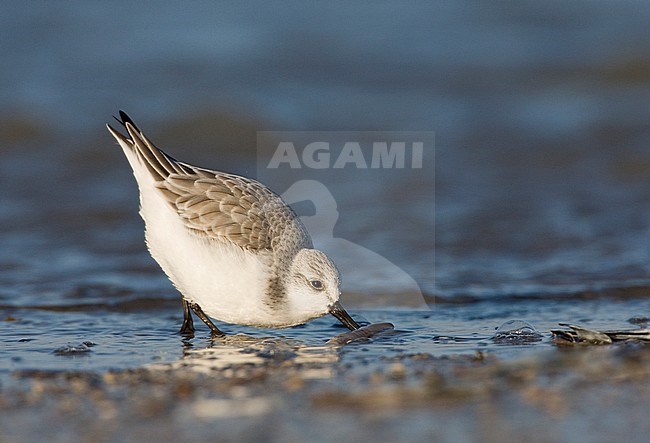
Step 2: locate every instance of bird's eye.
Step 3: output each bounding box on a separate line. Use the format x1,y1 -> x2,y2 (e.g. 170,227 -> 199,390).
309,280 -> 323,290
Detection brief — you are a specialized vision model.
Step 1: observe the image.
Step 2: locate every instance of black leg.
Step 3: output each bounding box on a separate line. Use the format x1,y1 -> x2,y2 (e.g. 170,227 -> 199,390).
179,299 -> 195,335
189,302 -> 226,336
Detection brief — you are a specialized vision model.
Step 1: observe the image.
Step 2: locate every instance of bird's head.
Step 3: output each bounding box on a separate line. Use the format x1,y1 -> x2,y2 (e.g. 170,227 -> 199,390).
284,248 -> 359,330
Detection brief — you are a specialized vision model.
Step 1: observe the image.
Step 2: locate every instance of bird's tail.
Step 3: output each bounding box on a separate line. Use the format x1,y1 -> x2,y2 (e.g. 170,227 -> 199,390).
106,111 -> 189,181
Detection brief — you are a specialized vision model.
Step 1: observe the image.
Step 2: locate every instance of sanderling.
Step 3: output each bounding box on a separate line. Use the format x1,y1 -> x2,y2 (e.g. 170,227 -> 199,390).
107,111 -> 360,336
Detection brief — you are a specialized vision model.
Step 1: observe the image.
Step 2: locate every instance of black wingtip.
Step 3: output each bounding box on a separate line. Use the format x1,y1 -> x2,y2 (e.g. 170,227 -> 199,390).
112,110 -> 140,132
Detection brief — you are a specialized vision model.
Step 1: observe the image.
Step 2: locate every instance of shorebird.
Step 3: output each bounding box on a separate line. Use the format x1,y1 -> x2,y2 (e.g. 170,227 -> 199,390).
107,112 -> 360,336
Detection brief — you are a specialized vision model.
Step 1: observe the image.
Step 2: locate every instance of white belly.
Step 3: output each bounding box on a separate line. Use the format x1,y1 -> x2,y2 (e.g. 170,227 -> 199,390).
136,177 -> 279,326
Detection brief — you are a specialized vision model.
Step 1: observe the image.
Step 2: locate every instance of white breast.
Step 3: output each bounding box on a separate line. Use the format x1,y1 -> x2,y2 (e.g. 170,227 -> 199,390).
131,164 -> 279,327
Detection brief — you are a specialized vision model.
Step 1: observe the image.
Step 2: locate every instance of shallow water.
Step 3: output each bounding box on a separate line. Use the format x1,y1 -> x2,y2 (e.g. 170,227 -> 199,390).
1,1 -> 650,441
2,301 -> 649,442
2,299 -> 645,380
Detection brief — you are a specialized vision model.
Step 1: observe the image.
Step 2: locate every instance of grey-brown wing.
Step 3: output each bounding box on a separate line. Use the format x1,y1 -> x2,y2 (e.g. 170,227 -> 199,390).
106,111 -> 310,253
157,169 -> 312,253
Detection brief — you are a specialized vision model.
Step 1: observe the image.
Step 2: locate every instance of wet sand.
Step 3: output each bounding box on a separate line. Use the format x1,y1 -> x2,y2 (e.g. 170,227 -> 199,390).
1,323 -> 648,442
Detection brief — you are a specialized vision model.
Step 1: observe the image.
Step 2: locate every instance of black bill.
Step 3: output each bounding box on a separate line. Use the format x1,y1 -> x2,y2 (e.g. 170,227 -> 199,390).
329,301 -> 360,330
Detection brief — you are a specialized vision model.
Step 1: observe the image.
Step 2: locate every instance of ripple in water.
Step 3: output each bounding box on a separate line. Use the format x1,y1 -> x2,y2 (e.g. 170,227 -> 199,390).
492,320 -> 543,345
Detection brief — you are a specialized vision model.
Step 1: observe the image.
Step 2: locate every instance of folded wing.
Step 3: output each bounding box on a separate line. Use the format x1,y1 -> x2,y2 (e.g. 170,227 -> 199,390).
107,111 -> 311,254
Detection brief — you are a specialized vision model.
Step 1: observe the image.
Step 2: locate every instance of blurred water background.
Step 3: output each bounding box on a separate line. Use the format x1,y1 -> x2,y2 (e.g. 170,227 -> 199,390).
0,1 -> 649,441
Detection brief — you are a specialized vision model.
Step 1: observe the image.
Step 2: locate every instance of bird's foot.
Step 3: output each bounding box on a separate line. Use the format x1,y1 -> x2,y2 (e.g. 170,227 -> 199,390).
189,302 -> 226,337
179,299 -> 195,336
